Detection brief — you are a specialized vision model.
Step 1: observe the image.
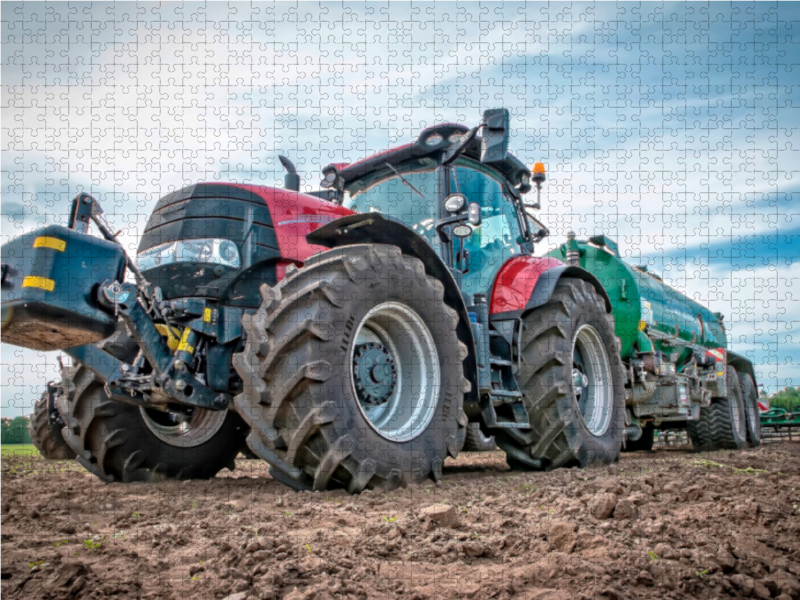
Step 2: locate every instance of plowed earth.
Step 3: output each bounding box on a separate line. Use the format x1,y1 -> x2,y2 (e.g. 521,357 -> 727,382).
2,443 -> 800,600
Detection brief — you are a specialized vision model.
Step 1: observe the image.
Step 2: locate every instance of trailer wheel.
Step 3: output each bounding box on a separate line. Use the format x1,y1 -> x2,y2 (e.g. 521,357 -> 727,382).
494,278 -> 625,470
29,390 -> 76,460
738,372 -> 761,447
622,422 -> 655,452
463,423 -> 496,452
233,244 -> 468,492
688,366 -> 747,451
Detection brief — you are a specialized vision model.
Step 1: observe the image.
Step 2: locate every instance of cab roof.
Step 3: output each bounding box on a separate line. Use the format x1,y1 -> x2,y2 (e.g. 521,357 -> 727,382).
325,123 -> 533,195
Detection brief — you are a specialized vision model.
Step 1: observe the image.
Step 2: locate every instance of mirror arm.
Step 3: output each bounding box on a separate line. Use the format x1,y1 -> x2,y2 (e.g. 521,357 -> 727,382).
526,212 -> 550,244
435,213 -> 468,243
442,126 -> 480,166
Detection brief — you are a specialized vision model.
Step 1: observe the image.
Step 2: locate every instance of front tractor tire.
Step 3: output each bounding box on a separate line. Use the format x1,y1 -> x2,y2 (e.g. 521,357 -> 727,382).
494,278 -> 625,471
29,389 -> 76,460
57,365 -> 248,482
233,244 -> 469,493
688,366 -> 748,452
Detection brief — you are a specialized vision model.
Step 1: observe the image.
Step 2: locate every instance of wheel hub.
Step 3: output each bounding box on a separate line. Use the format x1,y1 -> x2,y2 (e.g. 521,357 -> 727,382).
572,368 -> 589,395
353,342 -> 397,406
349,301 -> 440,443
139,405 -> 228,448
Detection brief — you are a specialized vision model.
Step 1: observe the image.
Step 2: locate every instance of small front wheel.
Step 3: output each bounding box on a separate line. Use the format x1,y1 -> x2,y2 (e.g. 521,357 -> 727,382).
461,423 -> 496,452
29,389 -> 75,460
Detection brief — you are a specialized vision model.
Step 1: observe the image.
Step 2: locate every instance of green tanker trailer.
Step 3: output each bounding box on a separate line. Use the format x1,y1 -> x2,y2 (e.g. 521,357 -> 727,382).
547,233 -> 761,451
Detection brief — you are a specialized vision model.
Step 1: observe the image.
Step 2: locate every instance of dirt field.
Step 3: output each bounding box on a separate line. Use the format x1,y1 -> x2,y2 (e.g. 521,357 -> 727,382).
2,443 -> 800,600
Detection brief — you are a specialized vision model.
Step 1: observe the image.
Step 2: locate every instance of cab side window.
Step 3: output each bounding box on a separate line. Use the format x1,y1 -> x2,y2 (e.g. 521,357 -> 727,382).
454,163 -> 521,297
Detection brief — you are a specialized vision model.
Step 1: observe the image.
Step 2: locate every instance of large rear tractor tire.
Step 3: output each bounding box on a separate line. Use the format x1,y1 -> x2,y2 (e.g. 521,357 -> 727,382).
29,389 -> 76,460
57,324 -> 248,482
233,244 -> 469,492
493,278 -> 625,471
738,373 -> 762,447
688,366 -> 747,451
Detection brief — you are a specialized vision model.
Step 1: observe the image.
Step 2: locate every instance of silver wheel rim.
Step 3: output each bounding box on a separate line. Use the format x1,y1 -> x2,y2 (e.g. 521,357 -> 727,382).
572,324 -> 613,436
350,302 -> 440,442
140,406 -> 228,448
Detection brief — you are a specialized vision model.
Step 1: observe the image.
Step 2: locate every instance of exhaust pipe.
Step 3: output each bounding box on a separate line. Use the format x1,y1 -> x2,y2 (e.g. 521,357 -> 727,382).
279,155 -> 300,191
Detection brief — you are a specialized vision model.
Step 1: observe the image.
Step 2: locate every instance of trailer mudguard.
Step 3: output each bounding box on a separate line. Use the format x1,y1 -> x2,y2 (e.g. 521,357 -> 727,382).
727,350 -> 757,388
489,256 -> 613,318
307,213 -> 479,409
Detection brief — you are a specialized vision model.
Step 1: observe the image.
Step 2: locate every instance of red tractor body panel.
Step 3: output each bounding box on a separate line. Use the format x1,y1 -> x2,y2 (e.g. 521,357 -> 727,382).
229,184 -> 354,277
490,256 -> 566,315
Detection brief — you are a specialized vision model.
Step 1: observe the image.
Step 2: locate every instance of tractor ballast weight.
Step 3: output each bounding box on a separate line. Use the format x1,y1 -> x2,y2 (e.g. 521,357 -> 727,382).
2,108 -> 628,489
1,224 -> 126,351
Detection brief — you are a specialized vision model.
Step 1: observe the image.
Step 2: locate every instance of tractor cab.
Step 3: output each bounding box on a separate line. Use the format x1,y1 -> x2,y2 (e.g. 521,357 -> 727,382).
343,156 -> 526,297
317,113 -> 550,300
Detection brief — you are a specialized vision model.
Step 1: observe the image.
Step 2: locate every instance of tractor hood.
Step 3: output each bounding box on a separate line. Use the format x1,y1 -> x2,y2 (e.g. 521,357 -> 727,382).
137,183 -> 352,301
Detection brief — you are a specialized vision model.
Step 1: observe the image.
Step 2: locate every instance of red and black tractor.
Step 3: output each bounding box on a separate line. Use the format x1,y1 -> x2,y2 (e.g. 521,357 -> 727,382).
2,109 -> 624,491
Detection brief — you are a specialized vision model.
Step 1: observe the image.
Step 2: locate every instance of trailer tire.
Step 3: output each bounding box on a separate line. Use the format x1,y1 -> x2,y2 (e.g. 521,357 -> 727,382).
622,422 -> 655,452
738,373 -> 762,447
464,423 -> 496,452
29,390 -> 76,460
688,366 -> 747,451
233,244 -> 468,492
494,278 -> 625,471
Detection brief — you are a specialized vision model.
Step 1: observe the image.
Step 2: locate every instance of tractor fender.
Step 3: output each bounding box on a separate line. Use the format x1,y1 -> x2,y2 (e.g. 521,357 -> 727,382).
490,256 -> 613,318
307,213 -> 479,410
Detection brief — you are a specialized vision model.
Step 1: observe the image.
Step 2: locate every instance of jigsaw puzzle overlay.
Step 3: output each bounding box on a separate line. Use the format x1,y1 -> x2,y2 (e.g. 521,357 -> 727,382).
2,3 -> 800,600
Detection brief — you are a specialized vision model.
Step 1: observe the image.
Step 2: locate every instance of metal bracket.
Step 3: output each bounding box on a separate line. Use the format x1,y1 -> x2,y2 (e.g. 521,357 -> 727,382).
94,281 -> 231,411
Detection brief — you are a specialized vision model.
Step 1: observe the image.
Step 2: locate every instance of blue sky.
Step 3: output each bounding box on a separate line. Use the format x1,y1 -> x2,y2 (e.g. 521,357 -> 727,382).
2,2 -> 799,415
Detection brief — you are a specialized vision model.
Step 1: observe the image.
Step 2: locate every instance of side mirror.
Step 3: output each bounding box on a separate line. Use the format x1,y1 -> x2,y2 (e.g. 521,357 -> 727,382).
480,108 -> 510,163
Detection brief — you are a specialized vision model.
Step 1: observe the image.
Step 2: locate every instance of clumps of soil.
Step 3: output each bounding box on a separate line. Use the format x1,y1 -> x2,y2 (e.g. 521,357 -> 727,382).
2,443 -> 800,600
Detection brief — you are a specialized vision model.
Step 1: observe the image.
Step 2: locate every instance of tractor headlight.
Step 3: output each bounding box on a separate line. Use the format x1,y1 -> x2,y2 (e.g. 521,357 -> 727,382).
452,224 -> 473,238
138,238 -> 241,271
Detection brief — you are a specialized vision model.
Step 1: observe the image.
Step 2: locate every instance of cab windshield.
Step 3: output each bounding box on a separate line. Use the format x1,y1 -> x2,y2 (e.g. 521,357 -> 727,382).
343,158 -> 522,297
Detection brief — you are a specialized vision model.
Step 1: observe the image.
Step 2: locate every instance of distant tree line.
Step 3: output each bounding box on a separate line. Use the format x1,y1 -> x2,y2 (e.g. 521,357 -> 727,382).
766,386 -> 800,412
1,416 -> 31,444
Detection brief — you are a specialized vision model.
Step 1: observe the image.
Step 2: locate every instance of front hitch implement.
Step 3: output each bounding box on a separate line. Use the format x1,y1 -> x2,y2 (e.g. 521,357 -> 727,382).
1,193 -> 231,412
